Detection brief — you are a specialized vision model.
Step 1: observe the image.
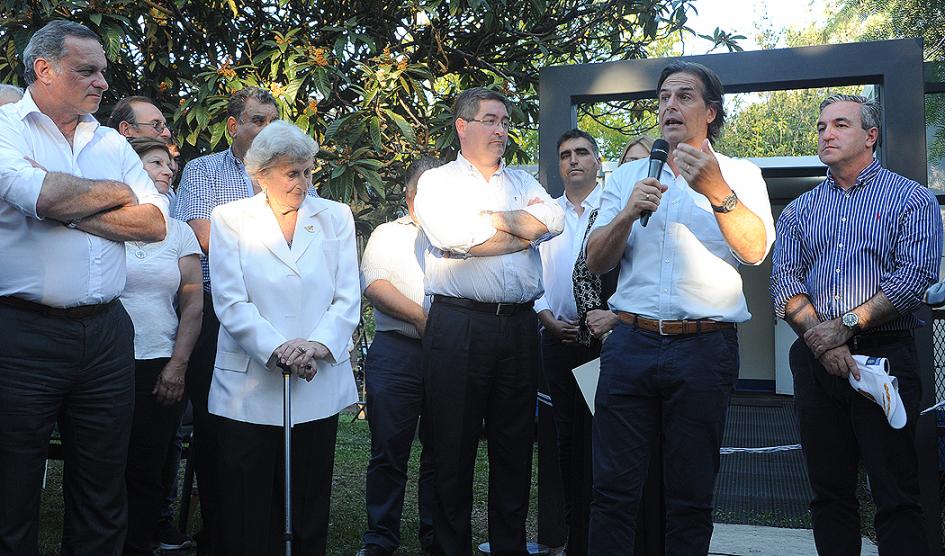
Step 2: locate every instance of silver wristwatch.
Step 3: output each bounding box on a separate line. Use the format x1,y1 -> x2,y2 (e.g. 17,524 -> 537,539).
711,191 -> 738,213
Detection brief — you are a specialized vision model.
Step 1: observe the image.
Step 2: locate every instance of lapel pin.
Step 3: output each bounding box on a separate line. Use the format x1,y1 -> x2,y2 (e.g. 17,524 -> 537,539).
304,225 -> 315,233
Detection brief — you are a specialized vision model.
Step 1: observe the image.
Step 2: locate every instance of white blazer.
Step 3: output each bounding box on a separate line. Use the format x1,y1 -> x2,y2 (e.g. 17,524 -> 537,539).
208,193 -> 360,426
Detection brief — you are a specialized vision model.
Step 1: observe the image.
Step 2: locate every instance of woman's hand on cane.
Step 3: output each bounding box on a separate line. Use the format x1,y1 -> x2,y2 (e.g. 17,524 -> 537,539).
273,338 -> 330,381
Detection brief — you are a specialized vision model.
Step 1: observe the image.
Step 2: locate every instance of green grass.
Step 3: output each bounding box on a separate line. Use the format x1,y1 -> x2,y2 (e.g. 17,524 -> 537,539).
36,417 -> 881,554
38,416 -> 540,556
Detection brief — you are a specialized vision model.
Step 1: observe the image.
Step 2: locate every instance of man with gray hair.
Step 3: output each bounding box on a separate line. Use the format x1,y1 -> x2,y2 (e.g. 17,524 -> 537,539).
413,87 -> 564,555
0,19 -> 168,555
771,94 -> 941,555
0,83 -> 23,105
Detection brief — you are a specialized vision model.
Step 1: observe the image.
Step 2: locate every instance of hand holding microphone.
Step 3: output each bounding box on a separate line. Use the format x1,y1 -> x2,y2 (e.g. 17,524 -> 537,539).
640,139 -> 669,227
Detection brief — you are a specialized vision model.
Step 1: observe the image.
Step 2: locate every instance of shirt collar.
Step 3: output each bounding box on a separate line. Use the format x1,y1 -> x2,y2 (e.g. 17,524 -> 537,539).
560,184 -> 602,213
14,88 -> 99,129
224,147 -> 246,167
456,151 -> 506,178
394,214 -> 417,227
824,158 -> 881,190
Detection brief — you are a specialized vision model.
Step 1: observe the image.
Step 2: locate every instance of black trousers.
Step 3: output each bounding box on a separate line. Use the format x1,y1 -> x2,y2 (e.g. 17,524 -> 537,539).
123,358 -> 186,555
539,331 -> 598,553
363,331 -> 435,552
214,414 -> 339,556
186,293 -> 221,553
423,301 -> 540,556
588,325 -> 739,555
0,300 -> 135,556
791,335 -> 928,556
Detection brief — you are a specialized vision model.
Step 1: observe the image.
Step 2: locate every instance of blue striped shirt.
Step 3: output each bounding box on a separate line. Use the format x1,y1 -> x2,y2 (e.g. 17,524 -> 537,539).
770,159 -> 942,331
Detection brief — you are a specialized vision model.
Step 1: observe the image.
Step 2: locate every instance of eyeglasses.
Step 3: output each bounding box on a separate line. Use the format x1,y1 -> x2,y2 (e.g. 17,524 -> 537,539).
132,121 -> 168,134
465,117 -> 512,131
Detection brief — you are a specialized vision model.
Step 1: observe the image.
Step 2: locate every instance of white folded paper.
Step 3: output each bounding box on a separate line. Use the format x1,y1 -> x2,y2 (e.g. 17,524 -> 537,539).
572,358 -> 601,416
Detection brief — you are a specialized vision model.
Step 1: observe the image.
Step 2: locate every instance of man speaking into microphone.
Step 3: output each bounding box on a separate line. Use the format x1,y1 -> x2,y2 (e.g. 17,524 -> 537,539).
584,61 -> 775,554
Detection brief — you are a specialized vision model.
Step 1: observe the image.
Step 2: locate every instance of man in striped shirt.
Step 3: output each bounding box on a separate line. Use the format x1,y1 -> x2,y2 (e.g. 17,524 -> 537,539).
770,94 -> 942,556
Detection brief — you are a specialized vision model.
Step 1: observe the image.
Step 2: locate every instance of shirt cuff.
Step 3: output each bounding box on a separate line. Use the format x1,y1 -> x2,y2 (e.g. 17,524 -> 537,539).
772,283 -> 808,318
360,268 -> 392,293
533,296 -> 551,315
7,168 -> 46,219
523,203 -> 564,235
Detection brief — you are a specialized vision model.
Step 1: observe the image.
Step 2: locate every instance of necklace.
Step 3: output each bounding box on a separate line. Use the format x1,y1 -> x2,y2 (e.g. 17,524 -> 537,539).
130,241 -> 148,259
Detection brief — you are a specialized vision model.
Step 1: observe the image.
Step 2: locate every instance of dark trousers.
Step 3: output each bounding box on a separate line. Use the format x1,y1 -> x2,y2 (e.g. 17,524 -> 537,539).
363,331 -> 435,552
214,414 -> 339,556
123,358 -> 186,555
186,293 -> 220,553
423,301 -> 540,556
539,331 -> 599,552
0,300 -> 135,556
791,336 -> 928,556
588,324 -> 739,555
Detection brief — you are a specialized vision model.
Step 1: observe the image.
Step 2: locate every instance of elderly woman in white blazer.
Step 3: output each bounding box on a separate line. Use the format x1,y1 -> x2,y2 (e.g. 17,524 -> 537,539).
208,120 -> 359,556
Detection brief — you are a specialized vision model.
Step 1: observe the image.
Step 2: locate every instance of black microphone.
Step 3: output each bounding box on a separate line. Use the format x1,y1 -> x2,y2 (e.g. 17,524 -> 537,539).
640,139 -> 670,227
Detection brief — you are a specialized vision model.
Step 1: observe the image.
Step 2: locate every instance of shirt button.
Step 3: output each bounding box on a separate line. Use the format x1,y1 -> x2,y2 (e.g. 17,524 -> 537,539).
841,217 -> 847,222
838,243 -> 843,248
835,268 -> 841,273
664,259 -> 670,263
663,288 -> 668,293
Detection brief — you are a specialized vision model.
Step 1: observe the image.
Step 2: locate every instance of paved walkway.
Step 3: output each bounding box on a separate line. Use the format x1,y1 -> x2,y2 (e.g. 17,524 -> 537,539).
710,523 -> 878,555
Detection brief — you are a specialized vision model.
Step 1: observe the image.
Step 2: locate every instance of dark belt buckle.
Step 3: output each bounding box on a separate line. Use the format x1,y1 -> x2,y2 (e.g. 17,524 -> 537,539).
495,303 -> 514,316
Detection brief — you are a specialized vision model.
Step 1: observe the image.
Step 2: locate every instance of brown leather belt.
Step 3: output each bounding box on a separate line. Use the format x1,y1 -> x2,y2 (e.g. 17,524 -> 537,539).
0,296 -> 115,319
617,311 -> 735,336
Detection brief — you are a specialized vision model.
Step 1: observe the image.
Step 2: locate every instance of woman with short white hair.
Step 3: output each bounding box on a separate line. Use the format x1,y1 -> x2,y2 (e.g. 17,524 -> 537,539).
208,120 -> 360,555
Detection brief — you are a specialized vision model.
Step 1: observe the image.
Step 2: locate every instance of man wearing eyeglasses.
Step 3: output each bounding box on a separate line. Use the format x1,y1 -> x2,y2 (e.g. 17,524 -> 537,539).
109,95 -> 173,142
413,87 -> 564,555
108,96 -> 185,215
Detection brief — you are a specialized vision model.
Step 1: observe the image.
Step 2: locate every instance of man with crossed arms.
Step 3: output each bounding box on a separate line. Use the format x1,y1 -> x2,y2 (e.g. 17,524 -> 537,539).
414,87 -> 563,555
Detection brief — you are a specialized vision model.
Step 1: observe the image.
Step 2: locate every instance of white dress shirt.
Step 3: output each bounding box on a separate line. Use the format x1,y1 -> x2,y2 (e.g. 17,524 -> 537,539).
413,153 -> 564,303
0,89 -> 168,308
208,193 -> 360,426
534,185 -> 603,322
591,150 -> 775,323
359,216 -> 429,339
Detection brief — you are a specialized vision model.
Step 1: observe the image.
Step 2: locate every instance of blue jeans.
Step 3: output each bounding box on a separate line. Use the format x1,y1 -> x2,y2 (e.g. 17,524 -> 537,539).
588,323 -> 739,555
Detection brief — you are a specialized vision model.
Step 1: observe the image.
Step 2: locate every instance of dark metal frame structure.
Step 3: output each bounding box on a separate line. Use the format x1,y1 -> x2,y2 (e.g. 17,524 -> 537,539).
537,39 -> 939,554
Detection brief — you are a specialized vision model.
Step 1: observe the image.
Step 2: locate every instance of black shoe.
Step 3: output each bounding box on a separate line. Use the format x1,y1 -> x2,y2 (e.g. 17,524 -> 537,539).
356,545 -> 392,556
156,519 -> 195,551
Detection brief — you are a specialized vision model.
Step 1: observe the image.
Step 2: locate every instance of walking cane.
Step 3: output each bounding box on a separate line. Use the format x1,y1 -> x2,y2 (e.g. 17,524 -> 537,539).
268,353 -> 294,556
282,364 -> 293,556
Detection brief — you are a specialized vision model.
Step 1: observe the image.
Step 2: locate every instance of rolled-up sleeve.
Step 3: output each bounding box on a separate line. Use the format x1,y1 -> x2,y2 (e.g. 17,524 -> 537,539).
0,115 -> 46,218
769,201 -> 810,318
879,187 -> 943,314
413,169 -> 496,255
728,159 -> 775,266
522,176 -> 564,244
